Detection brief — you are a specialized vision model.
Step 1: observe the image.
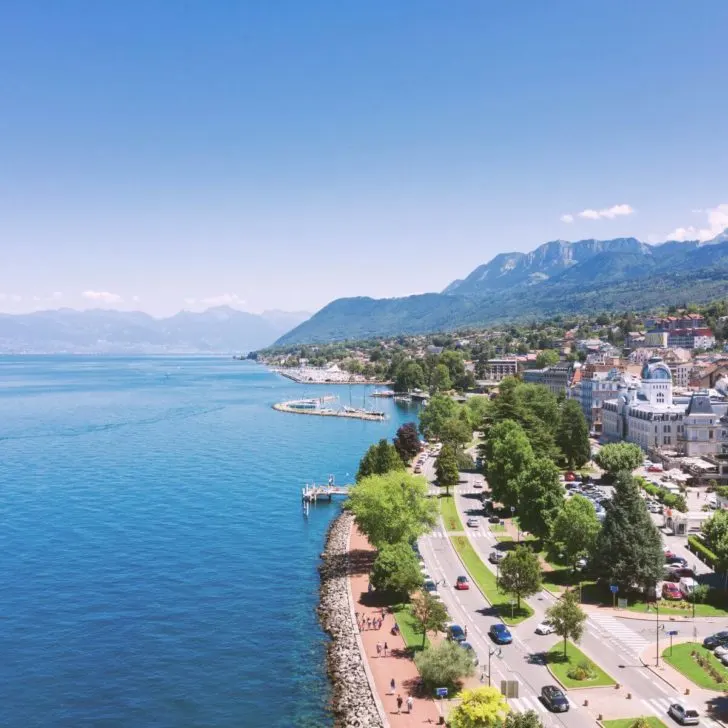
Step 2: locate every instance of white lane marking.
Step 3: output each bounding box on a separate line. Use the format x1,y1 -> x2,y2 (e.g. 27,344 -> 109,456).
589,614 -> 649,653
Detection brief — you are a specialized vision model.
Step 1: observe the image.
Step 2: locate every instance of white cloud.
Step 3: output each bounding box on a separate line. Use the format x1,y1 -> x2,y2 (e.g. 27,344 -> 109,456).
666,203 -> 728,242
82,290 -> 123,304
560,214 -> 574,224
200,293 -> 246,307
51,291 -> 63,299
578,203 -> 634,220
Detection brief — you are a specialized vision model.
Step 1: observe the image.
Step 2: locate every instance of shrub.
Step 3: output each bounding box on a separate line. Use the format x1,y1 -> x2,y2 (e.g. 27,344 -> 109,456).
691,583 -> 710,604
630,719 -> 652,728
688,535 -> 717,568
566,659 -> 595,681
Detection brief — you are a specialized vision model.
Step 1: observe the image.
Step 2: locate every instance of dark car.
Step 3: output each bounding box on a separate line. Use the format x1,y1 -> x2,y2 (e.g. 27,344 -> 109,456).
459,641 -> 479,666
666,556 -> 688,567
447,624 -> 467,643
703,631 -> 728,650
541,685 -> 569,712
488,623 -> 512,645
488,515 -> 501,524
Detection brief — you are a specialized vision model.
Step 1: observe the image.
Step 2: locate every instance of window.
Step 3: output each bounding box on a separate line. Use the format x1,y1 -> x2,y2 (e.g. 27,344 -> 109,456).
710,431 -> 714,439
656,392 -> 665,404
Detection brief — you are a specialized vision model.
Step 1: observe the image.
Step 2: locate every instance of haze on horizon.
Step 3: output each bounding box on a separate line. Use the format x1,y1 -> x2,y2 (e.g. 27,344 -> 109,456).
2,1 -> 727,318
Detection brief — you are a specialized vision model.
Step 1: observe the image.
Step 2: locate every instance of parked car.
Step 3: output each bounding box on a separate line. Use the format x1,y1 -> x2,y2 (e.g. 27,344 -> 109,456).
703,631 -> 728,650
667,703 -> 700,725
541,685 -> 569,713
535,620 -> 555,635
489,551 -> 505,564
447,624 -> 466,643
679,577 -> 697,598
672,567 -> 696,580
488,515 -> 501,524
455,576 -> 470,590
565,471 -> 576,481
648,464 -> 664,472
714,644 -> 728,658
424,580 -> 438,594
662,582 -> 682,601
467,518 -> 479,528
473,481 -> 483,489
575,557 -> 588,570
489,623 -> 512,644
720,653 -> 728,667
459,641 -> 479,665
666,555 -> 688,567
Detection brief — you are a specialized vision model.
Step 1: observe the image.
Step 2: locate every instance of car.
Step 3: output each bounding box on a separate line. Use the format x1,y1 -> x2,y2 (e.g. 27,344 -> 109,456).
459,641 -> 479,665
489,551 -> 505,564
424,580 -> 438,594
662,582 -> 682,601
447,624 -> 466,643
414,466 -> 422,473
473,482 -> 483,489
488,515 -> 501,524
455,576 -> 470,590
565,471 -> 576,481
714,644 -> 728,658
667,703 -> 700,725
467,518 -> 479,528
535,620 -> 555,635
703,631 -> 728,649
489,623 -> 512,644
667,556 -> 688,568
672,567 -> 696,579
721,653 -> 728,667
575,557 -> 588,570
648,464 -> 664,472
541,685 -> 569,713
664,548 -> 676,560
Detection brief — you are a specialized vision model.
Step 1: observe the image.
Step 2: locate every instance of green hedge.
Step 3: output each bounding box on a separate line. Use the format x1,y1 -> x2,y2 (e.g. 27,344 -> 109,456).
638,479 -> 687,512
688,535 -> 716,568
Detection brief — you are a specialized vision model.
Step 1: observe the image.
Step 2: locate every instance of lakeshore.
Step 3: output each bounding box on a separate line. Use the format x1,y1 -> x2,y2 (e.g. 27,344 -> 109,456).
272,367 -> 390,386
273,400 -> 387,421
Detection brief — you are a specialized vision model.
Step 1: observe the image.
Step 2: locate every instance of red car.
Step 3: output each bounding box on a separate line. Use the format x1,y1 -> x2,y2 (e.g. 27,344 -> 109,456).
662,582 -> 682,601
455,576 -> 470,590
648,464 -> 663,473
565,471 -> 576,482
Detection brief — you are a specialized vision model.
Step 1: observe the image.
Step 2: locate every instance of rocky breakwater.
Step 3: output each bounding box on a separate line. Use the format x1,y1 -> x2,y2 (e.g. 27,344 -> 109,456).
318,512 -> 384,728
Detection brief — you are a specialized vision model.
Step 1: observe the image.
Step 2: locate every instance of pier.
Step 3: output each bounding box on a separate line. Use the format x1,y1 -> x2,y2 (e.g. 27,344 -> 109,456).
302,477 -> 351,515
273,398 -> 387,421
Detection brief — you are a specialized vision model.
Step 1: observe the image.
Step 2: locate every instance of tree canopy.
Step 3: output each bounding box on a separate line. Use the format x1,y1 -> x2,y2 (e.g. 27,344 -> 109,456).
557,399 -> 591,469
594,442 -> 643,476
356,438 -> 405,482
504,712 -> 543,728
431,363 -> 453,393
347,471 -> 438,548
481,420 -> 533,509
535,349 -> 560,368
370,541 -> 423,597
593,472 -> 664,593
701,509 -> 728,576
393,422 -> 421,463
516,458 -> 565,541
546,589 -> 587,657
440,414 -> 472,449
435,444 -> 460,495
550,494 -> 601,568
448,686 -> 510,728
419,394 -> 459,440
498,546 -> 542,609
410,591 -> 450,648
414,640 -> 476,691
393,359 -> 426,393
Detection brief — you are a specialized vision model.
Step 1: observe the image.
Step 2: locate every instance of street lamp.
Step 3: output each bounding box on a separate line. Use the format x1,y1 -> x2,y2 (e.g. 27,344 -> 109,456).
487,647 -> 502,686
656,598 -> 660,667
692,562 -> 698,621
510,505 -> 520,542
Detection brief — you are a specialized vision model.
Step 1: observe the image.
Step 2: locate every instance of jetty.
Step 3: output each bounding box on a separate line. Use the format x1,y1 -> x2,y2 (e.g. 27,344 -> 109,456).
302,477 -> 351,515
273,397 -> 387,421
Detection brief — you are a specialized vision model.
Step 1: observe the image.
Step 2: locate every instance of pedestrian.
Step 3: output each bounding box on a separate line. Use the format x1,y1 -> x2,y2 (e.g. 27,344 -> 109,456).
384,641 -> 388,656
407,696 -> 414,713
376,642 -> 382,657
366,617 -> 371,630
378,618 -> 382,630
390,678 -> 395,694
464,625 -> 468,638
396,695 -> 403,714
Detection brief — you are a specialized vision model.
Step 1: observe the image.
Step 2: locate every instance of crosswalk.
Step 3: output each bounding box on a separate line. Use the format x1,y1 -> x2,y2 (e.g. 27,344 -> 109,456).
589,613 -> 649,655
509,695 -> 548,715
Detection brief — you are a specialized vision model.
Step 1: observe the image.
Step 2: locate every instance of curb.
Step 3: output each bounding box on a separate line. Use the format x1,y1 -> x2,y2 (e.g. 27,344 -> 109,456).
346,519 -> 390,728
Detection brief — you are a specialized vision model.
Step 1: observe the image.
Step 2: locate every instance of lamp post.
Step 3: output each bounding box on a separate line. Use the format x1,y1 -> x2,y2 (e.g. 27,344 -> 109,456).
487,647 -> 502,686
510,505 -> 519,542
656,598 -> 660,667
692,563 -> 697,621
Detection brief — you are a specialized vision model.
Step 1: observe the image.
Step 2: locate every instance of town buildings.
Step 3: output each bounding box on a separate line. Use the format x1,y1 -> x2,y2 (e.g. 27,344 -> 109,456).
645,314 -> 716,350
480,358 -> 519,382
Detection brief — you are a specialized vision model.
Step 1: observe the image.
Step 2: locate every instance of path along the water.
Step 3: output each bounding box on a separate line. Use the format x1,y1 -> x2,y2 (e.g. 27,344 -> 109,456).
349,524 -> 441,726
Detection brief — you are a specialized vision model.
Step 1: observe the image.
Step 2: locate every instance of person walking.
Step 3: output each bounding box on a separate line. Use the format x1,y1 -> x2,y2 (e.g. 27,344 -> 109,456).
376,642 -> 382,657
390,678 -> 395,694
383,641 -> 388,656
396,695 -> 403,714
464,625 -> 468,638
406,696 -> 413,713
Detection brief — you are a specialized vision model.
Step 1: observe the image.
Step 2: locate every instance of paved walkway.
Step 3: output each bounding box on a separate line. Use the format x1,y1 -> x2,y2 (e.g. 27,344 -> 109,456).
349,524 -> 442,726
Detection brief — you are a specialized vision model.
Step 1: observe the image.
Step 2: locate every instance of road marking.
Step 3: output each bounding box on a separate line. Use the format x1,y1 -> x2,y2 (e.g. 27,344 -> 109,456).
589,613 -> 649,654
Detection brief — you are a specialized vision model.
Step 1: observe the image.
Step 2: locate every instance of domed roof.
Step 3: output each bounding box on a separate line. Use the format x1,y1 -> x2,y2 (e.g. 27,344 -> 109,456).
641,357 -> 672,382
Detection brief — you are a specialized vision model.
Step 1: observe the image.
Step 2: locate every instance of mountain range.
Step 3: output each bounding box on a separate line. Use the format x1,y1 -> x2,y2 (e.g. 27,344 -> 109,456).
275,230 -> 728,345
0,307 -> 311,354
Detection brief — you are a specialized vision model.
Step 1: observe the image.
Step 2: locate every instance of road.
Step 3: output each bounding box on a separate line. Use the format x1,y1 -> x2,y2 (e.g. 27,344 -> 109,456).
417,452 -> 724,726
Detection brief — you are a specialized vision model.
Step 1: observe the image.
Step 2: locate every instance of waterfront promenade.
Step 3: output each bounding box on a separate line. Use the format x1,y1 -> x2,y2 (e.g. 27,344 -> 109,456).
348,523 -> 441,726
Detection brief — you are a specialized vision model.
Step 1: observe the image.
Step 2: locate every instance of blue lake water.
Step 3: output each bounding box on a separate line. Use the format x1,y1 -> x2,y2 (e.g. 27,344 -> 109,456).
0,356 -> 418,727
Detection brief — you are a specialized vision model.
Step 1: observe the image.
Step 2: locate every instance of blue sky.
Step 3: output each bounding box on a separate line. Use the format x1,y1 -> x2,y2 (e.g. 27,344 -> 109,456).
1,1 -> 727,316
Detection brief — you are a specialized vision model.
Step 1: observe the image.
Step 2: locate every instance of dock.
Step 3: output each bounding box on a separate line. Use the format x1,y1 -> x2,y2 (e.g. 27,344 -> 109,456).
302,477 -> 351,515
273,399 -> 387,421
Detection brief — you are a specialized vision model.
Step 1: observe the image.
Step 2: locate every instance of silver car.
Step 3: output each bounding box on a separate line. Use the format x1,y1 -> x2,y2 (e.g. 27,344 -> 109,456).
668,703 -> 700,726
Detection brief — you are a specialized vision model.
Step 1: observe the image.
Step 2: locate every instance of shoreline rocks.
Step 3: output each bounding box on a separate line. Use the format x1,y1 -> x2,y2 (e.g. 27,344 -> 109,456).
318,512 -> 384,728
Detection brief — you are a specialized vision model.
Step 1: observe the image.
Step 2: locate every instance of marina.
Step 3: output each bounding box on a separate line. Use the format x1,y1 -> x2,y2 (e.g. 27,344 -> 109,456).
273,397 -> 387,421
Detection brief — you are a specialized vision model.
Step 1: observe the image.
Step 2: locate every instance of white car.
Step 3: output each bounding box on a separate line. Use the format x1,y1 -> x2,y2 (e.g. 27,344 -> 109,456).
535,620 -> 556,635
467,518 -> 479,528
714,645 -> 728,658
668,703 -> 700,725
720,652 -> 728,666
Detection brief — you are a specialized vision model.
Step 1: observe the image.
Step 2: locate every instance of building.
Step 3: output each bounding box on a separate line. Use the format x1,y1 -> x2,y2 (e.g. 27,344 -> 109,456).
523,368 -> 546,385
646,314 -> 715,350
540,362 -> 575,397
571,367 -> 639,431
690,362 -> 728,389
481,358 -> 520,382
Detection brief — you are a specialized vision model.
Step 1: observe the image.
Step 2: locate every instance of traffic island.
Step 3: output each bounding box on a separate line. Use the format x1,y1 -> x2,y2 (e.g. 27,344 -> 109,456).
545,641 -> 616,689
661,642 -> 728,691
440,495 -> 464,532
602,719 -> 668,728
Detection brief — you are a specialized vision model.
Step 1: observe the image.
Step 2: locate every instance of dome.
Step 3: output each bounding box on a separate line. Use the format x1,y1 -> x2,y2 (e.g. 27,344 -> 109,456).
641,357 -> 672,382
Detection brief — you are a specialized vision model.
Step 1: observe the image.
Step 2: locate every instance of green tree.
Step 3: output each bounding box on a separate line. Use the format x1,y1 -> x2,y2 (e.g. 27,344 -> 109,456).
448,686 -> 510,728
701,510 -> 728,586
504,712 -> 543,728
436,444 -> 460,495
393,422 -> 421,463
411,591 -> 450,648
594,442 -> 643,476
370,541 -> 423,597
414,640 -> 476,691
481,420 -> 534,509
440,350 -> 466,383
348,471 -> 438,548
440,415 -> 473,449
419,394 -> 459,440
536,350 -> 560,368
593,472 -> 664,593
498,546 -> 542,610
431,363 -> 453,393
394,359 -> 426,392
557,399 -> 591,469
517,458 -> 565,541
550,494 -> 601,569
546,589 -> 587,657
356,438 -> 405,482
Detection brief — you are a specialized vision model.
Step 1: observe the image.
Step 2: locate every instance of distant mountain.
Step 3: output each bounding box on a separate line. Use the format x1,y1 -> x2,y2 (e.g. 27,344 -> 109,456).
0,306 -> 311,354
275,230 -> 728,345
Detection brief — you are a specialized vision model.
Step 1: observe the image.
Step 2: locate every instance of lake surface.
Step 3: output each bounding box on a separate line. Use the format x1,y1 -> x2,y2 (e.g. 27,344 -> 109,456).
0,356 -> 417,727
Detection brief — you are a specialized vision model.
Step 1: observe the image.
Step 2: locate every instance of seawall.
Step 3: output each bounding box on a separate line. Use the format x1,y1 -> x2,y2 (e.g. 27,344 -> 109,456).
318,512 -> 385,728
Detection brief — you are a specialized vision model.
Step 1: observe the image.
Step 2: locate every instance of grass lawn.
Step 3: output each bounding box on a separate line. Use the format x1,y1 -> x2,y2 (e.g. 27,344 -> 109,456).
392,603 -> 428,652
627,601 -> 728,618
450,535 -> 533,625
546,640 -> 616,688
440,495 -> 464,532
495,535 -> 513,543
662,642 -> 728,691
489,523 -> 506,533
603,719 -> 668,728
